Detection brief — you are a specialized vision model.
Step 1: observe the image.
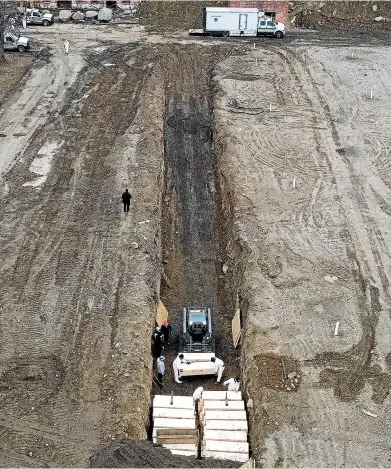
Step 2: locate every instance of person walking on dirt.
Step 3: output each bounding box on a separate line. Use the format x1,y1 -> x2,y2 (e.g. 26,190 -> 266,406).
160,320 -> 172,347
122,189 -> 132,212
173,353 -> 188,384
64,39 -> 70,54
157,356 -> 165,386
223,377 -> 240,392
211,356 -> 225,383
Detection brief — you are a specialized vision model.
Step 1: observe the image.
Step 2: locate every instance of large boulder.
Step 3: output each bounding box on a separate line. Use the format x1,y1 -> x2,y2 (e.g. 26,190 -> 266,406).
85,10 -> 98,19
59,9 -> 72,22
98,7 -> 113,22
72,11 -> 85,21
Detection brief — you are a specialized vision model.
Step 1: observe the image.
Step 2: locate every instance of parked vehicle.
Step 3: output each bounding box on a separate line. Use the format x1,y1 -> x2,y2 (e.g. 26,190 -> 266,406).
189,7 -> 285,39
25,9 -> 53,26
3,33 -> 31,52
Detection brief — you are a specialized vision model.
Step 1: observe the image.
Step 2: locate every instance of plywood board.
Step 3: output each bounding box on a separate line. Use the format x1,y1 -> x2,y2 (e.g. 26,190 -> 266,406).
204,429 -> 247,442
232,308 -> 242,348
205,440 -> 249,454
204,420 -> 248,431
182,352 -> 215,362
179,362 -> 216,377
169,449 -> 198,456
153,395 -> 194,409
204,410 -> 247,421
157,437 -> 198,445
202,391 -> 242,401
162,444 -> 198,451
203,450 -> 249,463
153,408 -> 194,419
156,300 -> 168,326
155,428 -> 198,437
153,418 -> 196,429
203,400 -> 245,410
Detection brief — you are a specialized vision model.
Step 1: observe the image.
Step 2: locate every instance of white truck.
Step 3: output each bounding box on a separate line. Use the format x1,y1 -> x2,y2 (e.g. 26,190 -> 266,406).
189,7 -> 285,39
3,33 -> 31,52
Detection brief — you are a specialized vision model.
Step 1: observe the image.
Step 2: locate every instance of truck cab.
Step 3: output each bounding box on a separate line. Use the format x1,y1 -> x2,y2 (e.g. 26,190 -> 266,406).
257,17 -> 285,38
3,33 -> 30,52
25,9 -> 53,26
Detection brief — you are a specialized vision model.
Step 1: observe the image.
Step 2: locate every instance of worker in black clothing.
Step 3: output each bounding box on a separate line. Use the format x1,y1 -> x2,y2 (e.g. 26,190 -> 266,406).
122,189 -> 132,212
161,320 -> 172,347
152,327 -> 164,358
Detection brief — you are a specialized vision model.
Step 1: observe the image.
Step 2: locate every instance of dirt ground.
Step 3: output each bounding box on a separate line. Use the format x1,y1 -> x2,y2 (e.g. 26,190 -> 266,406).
214,39 -> 391,466
1,9 -> 391,469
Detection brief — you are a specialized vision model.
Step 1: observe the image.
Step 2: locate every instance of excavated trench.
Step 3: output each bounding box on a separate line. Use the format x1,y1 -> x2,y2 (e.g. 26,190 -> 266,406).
158,45 -> 241,397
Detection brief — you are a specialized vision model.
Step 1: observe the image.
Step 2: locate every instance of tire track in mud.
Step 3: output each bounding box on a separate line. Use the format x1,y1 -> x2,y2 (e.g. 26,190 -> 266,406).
271,46 -> 391,402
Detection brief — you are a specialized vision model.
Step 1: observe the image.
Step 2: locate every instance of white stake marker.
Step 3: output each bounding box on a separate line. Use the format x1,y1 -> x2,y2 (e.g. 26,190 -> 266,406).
334,321 -> 340,336
292,177 -> 296,189
370,90 -> 373,99
253,43 -> 256,49
269,103 -> 272,112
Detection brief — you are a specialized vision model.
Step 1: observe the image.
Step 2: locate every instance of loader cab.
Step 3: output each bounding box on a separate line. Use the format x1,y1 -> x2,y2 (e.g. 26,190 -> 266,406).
188,310 -> 207,340
183,307 -> 213,352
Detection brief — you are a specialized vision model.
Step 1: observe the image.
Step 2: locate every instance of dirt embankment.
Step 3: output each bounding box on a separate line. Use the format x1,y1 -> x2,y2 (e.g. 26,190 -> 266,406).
213,42 -> 391,466
0,42 -> 165,466
139,0 -> 227,32
292,1 -> 391,30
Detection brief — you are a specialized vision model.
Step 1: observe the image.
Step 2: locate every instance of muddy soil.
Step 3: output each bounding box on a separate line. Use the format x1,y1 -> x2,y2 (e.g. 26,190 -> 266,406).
213,39 -> 391,466
0,27 -> 165,466
0,53 -> 34,107
157,43 -> 242,397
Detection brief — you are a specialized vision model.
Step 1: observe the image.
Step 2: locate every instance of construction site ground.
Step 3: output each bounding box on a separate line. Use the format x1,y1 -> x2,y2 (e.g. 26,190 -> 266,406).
0,13 -> 390,468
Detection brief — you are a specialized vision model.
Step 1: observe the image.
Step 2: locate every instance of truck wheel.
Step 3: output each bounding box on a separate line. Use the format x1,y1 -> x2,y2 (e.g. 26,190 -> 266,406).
43,19 -> 50,26
17,45 -> 26,52
222,31 -> 229,37
275,31 -> 284,39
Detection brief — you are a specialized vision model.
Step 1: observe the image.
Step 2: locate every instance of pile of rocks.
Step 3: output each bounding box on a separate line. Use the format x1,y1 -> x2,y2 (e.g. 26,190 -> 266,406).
58,6 -> 138,24
282,371 -> 300,392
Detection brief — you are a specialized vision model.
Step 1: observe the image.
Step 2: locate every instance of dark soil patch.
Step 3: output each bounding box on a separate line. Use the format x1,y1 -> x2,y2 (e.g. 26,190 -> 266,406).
90,438 -> 241,467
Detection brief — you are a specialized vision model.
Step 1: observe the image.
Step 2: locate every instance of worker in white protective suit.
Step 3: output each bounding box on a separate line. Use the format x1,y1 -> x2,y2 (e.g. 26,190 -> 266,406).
173,353 -> 188,384
193,386 -> 204,403
223,377 -> 240,392
211,356 -> 225,383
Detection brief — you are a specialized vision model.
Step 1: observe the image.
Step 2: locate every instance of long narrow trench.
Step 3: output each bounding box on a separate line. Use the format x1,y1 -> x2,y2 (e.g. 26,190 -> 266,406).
159,46 -> 240,396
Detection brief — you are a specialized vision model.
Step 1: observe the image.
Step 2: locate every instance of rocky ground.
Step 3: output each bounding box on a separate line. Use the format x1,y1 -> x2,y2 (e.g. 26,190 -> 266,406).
0,7 -> 391,468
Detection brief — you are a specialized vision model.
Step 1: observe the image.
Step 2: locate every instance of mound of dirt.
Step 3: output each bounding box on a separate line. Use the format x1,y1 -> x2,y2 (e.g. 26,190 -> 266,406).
294,0 -> 391,30
89,438 -> 241,468
138,0 -> 227,32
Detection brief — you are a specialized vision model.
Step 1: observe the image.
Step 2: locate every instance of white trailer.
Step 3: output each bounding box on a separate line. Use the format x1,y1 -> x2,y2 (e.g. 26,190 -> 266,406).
189,7 -> 285,39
